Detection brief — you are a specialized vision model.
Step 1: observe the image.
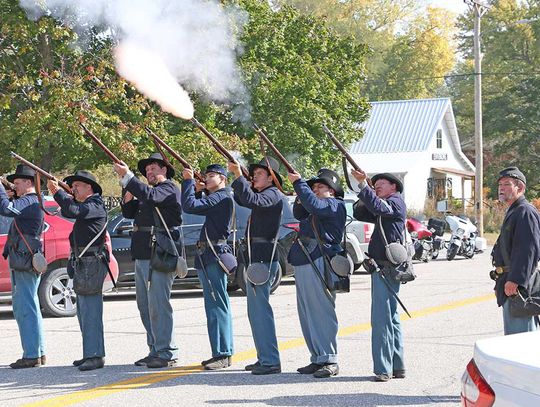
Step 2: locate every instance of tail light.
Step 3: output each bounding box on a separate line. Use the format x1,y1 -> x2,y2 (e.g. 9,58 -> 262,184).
283,222 -> 300,232
363,224 -> 372,243
461,359 -> 495,407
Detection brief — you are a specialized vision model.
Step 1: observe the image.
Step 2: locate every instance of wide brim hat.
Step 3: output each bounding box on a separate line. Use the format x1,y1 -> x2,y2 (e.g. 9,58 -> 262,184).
6,164 -> 36,183
306,168 -> 344,198
137,153 -> 175,179
371,173 -> 404,193
64,170 -> 103,195
249,156 -> 282,187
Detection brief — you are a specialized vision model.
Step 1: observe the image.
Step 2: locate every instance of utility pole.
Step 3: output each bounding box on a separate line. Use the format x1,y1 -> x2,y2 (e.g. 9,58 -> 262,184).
465,0 -> 488,236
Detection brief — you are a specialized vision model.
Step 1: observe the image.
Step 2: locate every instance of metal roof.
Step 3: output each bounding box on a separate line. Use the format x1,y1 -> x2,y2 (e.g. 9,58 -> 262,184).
350,98 -> 452,154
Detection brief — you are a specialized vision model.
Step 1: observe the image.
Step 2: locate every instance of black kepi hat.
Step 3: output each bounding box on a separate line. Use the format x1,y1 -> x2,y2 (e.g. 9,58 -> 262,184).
497,166 -> 526,185
249,156 -> 283,187
6,164 -> 36,183
204,164 -> 227,177
64,170 -> 103,195
137,152 -> 175,179
307,168 -> 344,198
371,173 -> 403,193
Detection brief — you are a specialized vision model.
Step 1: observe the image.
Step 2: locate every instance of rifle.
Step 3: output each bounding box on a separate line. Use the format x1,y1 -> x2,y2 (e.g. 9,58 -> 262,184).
253,124 -> 296,174
0,176 -> 15,193
10,152 -> 71,193
79,123 -> 122,164
322,124 -> 373,189
190,118 -> 250,179
145,127 -> 205,183
257,135 -> 284,194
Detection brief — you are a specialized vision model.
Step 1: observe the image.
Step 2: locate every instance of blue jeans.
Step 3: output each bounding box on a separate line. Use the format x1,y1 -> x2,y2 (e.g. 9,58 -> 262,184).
294,258 -> 338,364
246,261 -> 280,367
10,270 -> 45,359
134,259 -> 178,360
77,294 -> 105,358
197,261 -> 233,357
371,269 -> 404,376
502,299 -> 538,335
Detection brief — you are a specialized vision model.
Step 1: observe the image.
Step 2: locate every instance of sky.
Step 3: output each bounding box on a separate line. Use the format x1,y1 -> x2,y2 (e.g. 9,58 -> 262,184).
427,0 -> 469,15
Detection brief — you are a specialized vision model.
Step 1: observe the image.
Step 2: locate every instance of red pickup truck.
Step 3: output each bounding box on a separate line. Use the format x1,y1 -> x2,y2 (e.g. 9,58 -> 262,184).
0,200 -> 119,317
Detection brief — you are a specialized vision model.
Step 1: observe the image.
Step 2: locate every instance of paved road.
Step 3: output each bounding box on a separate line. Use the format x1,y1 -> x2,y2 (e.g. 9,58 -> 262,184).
0,250 -> 500,407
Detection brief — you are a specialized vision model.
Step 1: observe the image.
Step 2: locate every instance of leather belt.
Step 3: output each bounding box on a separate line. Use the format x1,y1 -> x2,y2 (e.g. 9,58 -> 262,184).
197,240 -> 227,249
251,237 -> 276,244
133,225 -> 175,233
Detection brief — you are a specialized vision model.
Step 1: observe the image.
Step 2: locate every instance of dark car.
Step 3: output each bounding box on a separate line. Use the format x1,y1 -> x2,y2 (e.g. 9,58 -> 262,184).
108,195 -> 298,295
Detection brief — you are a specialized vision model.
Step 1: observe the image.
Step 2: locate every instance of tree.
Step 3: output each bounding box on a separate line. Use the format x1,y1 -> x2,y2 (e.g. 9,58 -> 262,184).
449,0 -> 540,197
1,0 -> 370,185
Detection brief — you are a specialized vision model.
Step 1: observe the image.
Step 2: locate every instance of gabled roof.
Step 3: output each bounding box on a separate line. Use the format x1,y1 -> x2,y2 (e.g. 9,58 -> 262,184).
351,98 -> 451,153
350,97 -> 475,171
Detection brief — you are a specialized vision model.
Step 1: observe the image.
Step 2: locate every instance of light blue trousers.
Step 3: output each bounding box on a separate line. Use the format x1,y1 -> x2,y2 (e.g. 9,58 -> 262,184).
10,270 -> 45,359
246,261 -> 280,367
197,261 -> 234,357
294,257 -> 338,364
371,269 -> 405,376
77,293 -> 105,358
502,299 -> 538,335
134,259 -> 178,360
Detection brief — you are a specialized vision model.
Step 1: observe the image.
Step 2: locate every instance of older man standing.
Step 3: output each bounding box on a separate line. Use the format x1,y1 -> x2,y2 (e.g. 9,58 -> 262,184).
48,171 -> 109,371
0,165 -> 45,369
492,166 -> 540,335
351,169 -> 407,382
114,153 -> 182,368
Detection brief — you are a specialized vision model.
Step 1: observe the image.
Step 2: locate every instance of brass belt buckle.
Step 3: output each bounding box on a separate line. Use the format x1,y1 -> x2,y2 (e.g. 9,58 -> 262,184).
495,266 -> 505,275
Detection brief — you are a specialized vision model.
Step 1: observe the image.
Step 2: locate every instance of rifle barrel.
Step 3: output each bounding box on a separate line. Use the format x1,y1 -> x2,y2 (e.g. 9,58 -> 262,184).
253,124 -> 295,173
145,128 -> 205,183
79,123 -> 122,164
10,152 -> 71,193
322,124 -> 361,171
190,118 -> 250,179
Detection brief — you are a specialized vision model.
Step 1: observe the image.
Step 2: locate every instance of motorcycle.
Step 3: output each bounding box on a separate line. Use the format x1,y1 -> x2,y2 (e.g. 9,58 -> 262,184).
444,214 -> 478,261
407,218 -> 445,262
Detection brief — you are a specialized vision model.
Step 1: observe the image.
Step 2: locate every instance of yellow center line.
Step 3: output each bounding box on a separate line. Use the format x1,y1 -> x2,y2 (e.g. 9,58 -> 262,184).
22,292 -> 495,407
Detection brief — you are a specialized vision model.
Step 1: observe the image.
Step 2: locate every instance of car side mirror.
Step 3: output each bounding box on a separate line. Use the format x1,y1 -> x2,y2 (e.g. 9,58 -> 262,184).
116,221 -> 133,236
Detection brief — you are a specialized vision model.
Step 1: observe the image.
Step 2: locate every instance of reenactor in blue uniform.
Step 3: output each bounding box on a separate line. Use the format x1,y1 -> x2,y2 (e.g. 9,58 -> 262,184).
228,157 -> 283,375
492,166 -> 540,335
0,165 -> 46,369
352,170 -> 407,382
181,164 -> 236,370
287,169 -> 346,378
48,171 -> 109,371
114,153 -> 181,368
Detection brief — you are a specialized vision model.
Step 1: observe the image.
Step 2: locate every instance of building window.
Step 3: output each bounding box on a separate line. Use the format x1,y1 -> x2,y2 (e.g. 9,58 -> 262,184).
436,129 -> 443,149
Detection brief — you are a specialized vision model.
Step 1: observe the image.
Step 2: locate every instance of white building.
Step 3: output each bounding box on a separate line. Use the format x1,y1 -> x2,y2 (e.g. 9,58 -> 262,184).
348,98 -> 475,212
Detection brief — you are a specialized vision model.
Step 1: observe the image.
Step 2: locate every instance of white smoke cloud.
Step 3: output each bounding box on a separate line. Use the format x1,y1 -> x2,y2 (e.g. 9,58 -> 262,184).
19,0 -> 250,121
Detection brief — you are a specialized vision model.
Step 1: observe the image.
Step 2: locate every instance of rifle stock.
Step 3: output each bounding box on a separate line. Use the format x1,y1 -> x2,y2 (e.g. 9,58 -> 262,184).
10,152 -> 72,193
253,124 -> 295,173
79,123 -> 122,164
190,118 -> 250,179
145,127 -> 205,183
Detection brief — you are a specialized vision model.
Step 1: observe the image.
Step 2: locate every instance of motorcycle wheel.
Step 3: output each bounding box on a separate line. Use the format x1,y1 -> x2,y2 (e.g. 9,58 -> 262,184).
464,245 -> 475,259
446,244 -> 459,261
432,250 -> 439,260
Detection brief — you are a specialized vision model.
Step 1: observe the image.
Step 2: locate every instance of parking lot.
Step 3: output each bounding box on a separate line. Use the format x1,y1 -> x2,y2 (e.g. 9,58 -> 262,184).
0,250 -> 500,407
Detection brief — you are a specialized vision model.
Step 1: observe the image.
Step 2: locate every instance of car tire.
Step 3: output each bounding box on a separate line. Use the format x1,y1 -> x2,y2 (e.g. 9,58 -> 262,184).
38,267 -> 77,318
237,261 -> 283,296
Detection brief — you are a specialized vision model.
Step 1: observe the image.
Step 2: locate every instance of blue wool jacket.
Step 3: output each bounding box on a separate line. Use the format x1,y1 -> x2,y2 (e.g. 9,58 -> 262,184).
231,176 -> 283,263
0,185 -> 44,258
492,196 -> 540,306
354,186 -> 407,262
53,191 -> 107,250
288,179 -> 347,266
181,180 -> 234,268
121,178 -> 182,260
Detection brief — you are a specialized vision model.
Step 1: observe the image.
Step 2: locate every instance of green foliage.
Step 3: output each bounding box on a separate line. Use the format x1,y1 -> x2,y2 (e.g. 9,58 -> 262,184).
1,0 -> 370,186
449,0 -> 540,198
